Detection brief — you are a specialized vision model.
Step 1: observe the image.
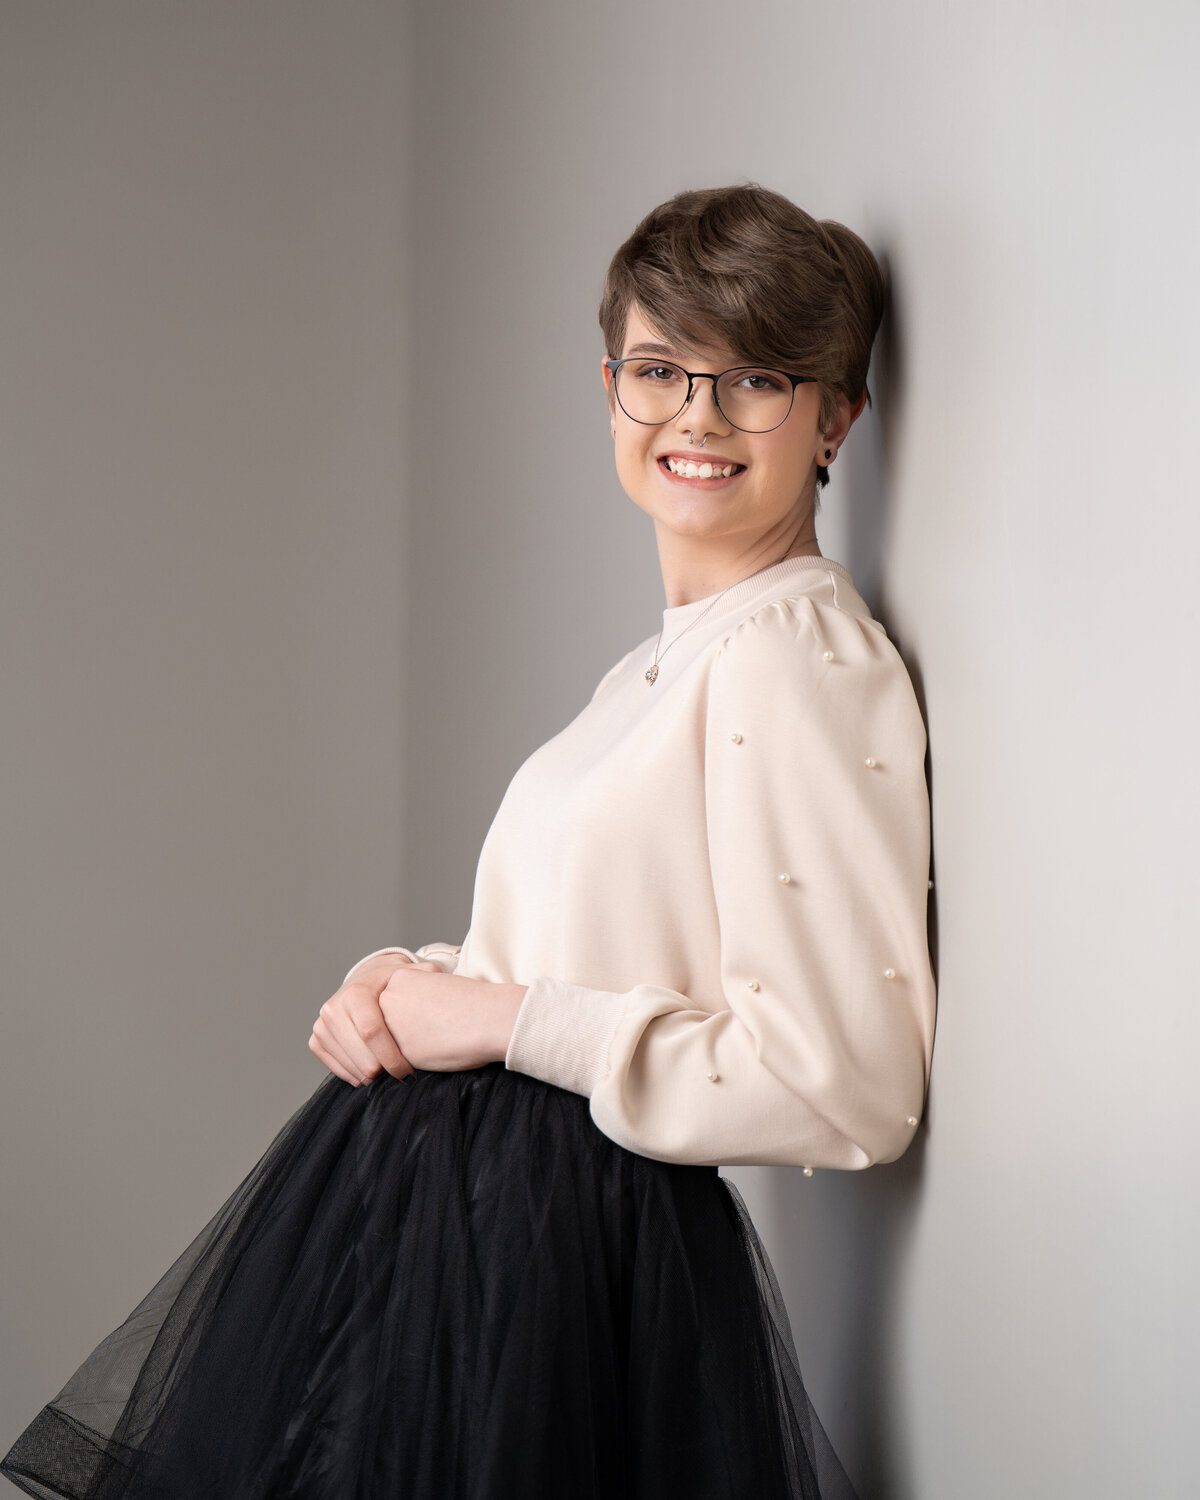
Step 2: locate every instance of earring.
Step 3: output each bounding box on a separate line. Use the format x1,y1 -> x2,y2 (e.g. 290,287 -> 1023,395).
824,448 -> 833,460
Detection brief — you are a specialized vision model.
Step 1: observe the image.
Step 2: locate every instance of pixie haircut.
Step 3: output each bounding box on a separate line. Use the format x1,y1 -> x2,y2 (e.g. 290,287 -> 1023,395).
598,183 -> 886,496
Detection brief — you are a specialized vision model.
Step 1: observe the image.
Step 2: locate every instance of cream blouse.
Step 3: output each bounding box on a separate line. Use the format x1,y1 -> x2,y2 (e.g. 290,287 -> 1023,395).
344,555 -> 937,1171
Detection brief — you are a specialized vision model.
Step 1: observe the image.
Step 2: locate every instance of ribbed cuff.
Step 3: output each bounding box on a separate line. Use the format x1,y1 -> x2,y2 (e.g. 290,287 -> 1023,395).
412,941 -> 463,975
504,975 -> 629,1097
341,946 -> 417,987
341,942 -> 463,987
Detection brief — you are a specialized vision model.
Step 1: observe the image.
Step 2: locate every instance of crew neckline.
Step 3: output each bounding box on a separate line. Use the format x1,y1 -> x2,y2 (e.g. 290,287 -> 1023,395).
660,554 -> 852,629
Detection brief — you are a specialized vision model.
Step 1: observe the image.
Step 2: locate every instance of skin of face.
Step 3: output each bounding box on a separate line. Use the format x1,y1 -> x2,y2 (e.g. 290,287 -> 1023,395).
601,301 -> 866,607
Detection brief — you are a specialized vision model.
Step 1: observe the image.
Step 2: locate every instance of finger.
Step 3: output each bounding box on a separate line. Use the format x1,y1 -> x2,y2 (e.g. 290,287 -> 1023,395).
316,994 -> 393,1081
324,986 -> 413,1081
308,1027 -> 364,1087
317,1000 -> 389,1082
312,1019 -> 414,1088
342,984 -> 416,1080
311,1013 -> 379,1085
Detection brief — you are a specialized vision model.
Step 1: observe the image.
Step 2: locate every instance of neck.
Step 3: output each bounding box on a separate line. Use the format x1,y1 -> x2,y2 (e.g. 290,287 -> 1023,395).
658,536 -> 822,610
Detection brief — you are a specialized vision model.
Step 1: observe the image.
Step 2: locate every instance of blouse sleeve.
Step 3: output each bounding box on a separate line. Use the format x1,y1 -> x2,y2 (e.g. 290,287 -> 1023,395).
341,941 -> 463,988
503,596 -> 937,1170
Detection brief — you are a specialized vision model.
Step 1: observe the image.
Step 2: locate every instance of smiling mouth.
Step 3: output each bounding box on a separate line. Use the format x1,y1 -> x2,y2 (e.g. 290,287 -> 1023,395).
658,455 -> 746,485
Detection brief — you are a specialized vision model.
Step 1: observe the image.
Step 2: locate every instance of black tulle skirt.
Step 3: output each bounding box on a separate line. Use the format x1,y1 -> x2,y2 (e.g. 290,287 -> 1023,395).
2,1061 -> 858,1499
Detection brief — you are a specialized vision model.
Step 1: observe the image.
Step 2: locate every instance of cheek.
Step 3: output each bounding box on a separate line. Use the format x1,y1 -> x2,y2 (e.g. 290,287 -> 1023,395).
617,450 -> 649,490
757,436 -> 815,489
757,429 -> 806,465
613,432 -> 651,471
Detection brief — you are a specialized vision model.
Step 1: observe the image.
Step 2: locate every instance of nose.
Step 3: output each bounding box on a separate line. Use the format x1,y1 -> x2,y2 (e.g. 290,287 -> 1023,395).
674,372 -> 729,433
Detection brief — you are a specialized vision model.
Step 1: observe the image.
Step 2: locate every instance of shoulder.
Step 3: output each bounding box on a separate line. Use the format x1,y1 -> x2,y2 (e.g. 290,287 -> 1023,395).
708,588 -> 926,751
713,583 -> 893,677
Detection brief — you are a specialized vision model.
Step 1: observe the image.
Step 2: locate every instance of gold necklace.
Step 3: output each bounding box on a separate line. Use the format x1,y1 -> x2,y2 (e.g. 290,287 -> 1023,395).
646,546 -> 813,685
645,579 -> 741,685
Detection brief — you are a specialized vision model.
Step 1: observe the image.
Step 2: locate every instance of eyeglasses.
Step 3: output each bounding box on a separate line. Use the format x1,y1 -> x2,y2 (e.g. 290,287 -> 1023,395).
604,357 -> 817,434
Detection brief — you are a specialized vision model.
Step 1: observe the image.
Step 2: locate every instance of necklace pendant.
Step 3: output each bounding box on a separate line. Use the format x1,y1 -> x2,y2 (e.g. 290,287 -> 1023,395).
644,663 -> 659,685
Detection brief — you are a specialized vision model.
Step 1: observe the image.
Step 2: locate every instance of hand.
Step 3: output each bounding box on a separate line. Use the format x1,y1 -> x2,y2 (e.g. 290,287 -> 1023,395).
379,967 -> 528,1074
309,954 -> 440,1087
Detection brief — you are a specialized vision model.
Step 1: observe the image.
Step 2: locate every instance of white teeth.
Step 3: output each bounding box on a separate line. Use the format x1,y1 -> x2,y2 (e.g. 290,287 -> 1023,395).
666,457 -> 738,478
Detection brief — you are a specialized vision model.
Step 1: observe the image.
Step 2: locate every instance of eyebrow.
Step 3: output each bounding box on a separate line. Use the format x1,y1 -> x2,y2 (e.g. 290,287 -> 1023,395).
624,339 -> 737,363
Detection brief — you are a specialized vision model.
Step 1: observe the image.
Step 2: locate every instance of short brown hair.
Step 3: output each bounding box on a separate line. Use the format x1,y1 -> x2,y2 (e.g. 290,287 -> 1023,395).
598,182 -> 886,495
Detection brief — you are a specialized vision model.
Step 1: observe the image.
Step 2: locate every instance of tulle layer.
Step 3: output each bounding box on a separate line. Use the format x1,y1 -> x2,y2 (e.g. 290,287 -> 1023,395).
2,1061 -> 858,1499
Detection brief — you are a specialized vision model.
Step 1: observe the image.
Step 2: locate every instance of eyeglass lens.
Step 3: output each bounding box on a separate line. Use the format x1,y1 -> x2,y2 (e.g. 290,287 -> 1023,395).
613,360 -> 794,433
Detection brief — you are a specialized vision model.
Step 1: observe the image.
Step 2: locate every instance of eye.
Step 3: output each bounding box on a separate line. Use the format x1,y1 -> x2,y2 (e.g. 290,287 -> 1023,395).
631,362 -> 683,383
732,369 -> 788,393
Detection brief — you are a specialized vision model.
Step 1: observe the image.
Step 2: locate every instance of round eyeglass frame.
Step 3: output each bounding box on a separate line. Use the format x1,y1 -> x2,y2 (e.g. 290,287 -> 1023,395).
603,357 -> 819,434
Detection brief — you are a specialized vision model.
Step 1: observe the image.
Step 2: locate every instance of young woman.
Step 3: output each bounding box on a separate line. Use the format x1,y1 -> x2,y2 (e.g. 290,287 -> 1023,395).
2,183 -> 936,1500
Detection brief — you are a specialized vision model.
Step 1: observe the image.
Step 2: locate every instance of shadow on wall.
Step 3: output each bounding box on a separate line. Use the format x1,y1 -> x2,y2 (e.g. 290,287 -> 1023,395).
772,242 -> 942,1498
772,1136 -> 930,1498
839,243 -> 905,616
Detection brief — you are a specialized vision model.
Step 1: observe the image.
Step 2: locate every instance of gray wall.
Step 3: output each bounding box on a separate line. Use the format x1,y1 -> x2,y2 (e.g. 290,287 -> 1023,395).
0,0 -> 416,1424
3,3 -> 1197,1497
